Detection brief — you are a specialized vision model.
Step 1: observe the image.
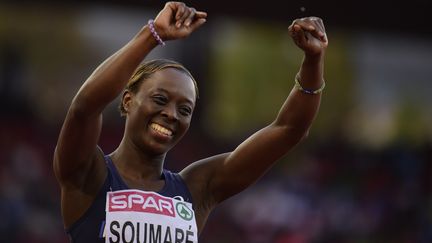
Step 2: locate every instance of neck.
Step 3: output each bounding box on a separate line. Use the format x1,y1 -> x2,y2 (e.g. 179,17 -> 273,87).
110,137 -> 166,182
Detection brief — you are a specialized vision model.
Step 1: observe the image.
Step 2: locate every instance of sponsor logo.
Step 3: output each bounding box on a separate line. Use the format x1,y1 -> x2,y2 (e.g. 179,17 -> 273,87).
108,191 -> 175,217
175,202 -> 193,221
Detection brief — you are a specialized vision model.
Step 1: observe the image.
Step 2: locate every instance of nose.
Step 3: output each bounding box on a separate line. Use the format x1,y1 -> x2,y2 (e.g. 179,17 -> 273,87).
161,104 -> 179,121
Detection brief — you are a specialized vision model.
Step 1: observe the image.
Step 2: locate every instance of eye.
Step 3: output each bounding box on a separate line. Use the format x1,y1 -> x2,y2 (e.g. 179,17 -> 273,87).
178,106 -> 192,116
152,95 -> 168,105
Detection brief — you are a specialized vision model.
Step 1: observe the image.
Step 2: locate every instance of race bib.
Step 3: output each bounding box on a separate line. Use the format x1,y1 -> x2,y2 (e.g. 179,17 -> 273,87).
105,189 -> 197,243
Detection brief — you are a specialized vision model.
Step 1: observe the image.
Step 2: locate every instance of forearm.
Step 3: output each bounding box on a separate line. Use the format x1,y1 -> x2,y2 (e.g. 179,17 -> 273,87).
220,55 -> 325,194
298,52 -> 325,90
274,53 -> 324,135
72,25 -> 158,114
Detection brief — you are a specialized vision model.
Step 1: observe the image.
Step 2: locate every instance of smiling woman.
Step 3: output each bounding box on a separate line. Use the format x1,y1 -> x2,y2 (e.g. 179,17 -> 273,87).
53,1 -> 328,243
120,61 -> 197,155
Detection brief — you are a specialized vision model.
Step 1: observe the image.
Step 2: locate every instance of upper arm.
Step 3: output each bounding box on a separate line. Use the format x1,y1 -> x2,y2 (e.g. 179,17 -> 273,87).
53,101 -> 106,189
215,124 -> 305,200
181,123 -> 306,207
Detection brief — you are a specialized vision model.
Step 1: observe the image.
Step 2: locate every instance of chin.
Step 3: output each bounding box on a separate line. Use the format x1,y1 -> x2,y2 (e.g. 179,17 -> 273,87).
142,140 -> 175,156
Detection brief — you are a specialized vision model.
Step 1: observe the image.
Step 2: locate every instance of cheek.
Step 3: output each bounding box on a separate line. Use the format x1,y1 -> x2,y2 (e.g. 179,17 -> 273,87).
128,102 -> 153,126
178,118 -> 192,133
135,98 -> 157,114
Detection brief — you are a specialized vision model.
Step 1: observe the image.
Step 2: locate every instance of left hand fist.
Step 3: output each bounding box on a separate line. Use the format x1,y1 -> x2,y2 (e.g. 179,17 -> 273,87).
288,17 -> 328,56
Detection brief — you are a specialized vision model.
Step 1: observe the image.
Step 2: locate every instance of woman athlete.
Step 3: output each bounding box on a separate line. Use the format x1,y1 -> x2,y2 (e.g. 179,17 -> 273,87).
53,2 -> 328,242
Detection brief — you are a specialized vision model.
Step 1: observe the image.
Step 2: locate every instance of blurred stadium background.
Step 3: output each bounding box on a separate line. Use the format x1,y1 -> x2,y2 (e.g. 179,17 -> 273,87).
0,1 -> 431,242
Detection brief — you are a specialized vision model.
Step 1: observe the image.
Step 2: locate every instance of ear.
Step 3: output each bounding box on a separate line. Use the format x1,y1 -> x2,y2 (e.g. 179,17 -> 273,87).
122,90 -> 133,114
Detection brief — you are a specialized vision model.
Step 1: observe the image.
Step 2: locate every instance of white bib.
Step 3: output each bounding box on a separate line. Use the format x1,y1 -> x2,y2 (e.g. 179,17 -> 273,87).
105,189 -> 198,243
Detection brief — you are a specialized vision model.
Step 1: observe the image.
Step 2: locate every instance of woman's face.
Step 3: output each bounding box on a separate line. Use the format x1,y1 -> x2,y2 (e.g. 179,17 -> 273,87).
124,68 -> 197,155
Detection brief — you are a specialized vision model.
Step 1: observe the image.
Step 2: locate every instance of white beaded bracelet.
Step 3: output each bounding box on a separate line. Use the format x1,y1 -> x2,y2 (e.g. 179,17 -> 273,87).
294,73 -> 325,95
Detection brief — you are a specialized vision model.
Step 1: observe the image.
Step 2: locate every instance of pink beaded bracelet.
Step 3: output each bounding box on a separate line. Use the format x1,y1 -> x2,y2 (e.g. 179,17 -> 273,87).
148,19 -> 165,46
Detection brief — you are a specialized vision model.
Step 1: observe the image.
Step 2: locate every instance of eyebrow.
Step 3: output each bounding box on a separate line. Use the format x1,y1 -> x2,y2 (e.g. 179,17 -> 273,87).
154,88 -> 195,105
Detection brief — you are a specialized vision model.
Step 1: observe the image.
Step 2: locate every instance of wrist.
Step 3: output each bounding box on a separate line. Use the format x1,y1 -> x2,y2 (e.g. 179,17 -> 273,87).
132,25 -> 159,50
294,73 -> 325,95
147,19 -> 166,46
304,51 -> 325,63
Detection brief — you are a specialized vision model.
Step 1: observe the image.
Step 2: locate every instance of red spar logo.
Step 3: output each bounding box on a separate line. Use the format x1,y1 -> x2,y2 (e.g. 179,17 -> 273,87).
108,190 -> 175,217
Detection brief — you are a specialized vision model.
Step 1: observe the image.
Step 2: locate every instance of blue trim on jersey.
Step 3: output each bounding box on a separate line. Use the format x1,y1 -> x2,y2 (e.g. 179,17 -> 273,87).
98,220 -> 105,239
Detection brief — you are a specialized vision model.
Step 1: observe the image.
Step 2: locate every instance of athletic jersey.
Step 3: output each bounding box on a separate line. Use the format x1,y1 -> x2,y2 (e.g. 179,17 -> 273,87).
66,156 -> 197,243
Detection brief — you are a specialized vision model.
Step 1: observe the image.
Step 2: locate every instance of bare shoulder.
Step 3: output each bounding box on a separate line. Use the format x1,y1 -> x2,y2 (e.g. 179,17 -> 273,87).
179,153 -> 230,232
59,146 -> 108,227
56,146 -> 106,190
179,153 -> 230,206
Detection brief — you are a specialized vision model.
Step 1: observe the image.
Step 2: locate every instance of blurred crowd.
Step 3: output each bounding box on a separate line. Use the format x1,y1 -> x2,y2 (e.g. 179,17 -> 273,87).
1,112 -> 431,242
201,137 -> 432,243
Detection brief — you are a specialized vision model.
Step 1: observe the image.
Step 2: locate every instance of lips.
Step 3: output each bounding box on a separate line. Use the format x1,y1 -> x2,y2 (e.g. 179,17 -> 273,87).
149,123 -> 173,137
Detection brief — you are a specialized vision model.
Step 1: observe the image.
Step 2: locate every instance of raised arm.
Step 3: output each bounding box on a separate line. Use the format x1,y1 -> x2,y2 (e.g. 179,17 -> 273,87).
53,2 -> 207,189
182,17 -> 328,208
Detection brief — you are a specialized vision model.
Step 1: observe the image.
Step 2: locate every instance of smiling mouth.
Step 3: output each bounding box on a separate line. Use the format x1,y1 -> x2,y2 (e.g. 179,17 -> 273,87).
150,123 -> 173,137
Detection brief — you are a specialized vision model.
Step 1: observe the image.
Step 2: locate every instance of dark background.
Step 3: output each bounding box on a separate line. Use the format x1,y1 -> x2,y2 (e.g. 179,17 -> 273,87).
30,0 -> 432,35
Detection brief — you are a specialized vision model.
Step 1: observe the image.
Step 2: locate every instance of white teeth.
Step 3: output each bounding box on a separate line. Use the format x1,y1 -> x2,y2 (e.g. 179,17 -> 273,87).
150,123 -> 173,136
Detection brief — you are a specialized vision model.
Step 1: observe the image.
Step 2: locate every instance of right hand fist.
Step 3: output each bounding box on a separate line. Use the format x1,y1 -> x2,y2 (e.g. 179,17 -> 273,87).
153,2 -> 207,41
